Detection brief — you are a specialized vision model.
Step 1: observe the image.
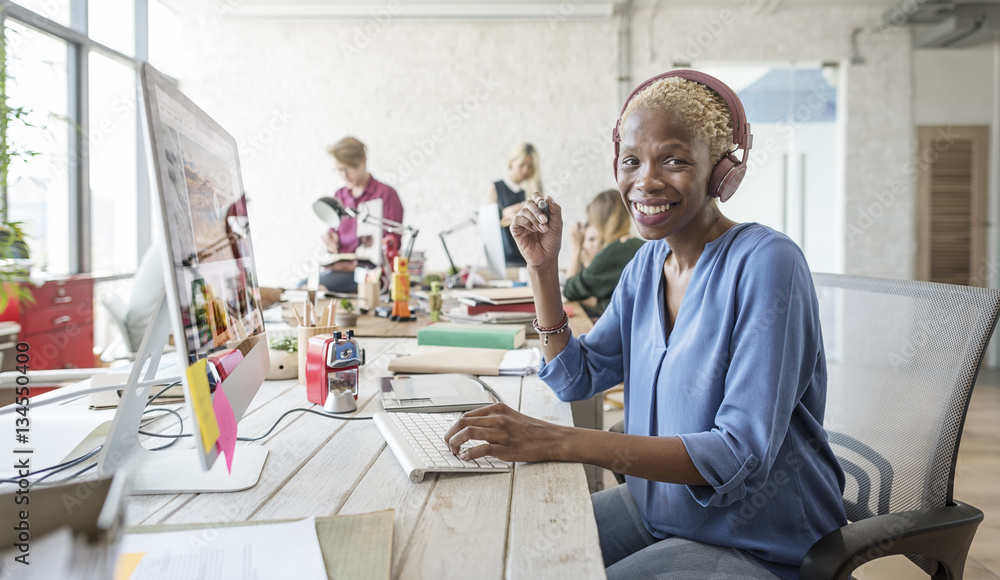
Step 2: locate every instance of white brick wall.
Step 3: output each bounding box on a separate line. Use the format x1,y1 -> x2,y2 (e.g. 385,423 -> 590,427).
152,2 -> 915,284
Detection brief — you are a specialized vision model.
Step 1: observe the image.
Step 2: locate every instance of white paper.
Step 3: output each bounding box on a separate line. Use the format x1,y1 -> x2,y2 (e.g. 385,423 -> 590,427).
0,527 -> 73,580
118,517 -> 327,580
499,348 -> 540,376
0,406 -> 114,480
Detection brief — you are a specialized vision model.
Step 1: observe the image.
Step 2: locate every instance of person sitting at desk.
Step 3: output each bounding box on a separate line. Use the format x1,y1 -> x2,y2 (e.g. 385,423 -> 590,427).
319,136 -> 404,293
487,143 -> 542,267
563,189 -> 643,319
445,72 -> 846,579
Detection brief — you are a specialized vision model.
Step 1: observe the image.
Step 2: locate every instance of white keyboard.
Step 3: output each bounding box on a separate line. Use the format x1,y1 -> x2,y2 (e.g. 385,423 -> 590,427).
373,411 -> 511,483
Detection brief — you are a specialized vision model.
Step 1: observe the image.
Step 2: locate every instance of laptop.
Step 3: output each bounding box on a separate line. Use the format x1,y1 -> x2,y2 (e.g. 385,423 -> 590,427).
379,374 -> 499,413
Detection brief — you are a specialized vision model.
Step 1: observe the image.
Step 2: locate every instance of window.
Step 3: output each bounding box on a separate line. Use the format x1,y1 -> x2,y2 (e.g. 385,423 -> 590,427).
89,50 -> 138,272
2,0 -> 148,275
10,1 -> 72,28
4,20 -> 71,273
692,62 -> 844,273
89,0 -> 135,56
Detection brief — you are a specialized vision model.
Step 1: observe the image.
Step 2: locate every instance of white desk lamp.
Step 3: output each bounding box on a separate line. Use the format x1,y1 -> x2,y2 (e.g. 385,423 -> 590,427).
312,197 -> 419,260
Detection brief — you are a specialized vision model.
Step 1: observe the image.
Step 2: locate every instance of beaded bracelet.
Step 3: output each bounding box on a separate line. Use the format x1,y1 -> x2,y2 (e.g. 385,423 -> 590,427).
533,312 -> 570,345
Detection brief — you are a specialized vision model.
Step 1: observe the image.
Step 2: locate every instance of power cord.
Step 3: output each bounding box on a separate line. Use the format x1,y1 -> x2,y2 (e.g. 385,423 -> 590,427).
136,406 -> 373,443
0,382 -> 187,488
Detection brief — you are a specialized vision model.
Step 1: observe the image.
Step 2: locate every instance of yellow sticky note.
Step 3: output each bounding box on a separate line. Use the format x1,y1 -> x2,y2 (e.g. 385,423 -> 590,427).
186,359 -> 220,453
114,552 -> 145,580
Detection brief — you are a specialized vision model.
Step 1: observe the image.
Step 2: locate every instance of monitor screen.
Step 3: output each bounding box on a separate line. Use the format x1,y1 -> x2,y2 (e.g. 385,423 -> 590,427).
149,84 -> 264,359
477,203 -> 507,280
139,63 -> 270,483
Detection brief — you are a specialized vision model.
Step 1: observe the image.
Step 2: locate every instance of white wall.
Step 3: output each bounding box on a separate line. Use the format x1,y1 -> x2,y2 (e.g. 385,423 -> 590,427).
151,7 -> 619,287
151,2 -> 916,284
914,44 -> 995,126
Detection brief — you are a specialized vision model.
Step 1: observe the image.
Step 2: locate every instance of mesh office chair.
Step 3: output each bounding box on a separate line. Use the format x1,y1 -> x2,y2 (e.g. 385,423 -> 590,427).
800,273 -> 1000,579
609,273 -> 1000,579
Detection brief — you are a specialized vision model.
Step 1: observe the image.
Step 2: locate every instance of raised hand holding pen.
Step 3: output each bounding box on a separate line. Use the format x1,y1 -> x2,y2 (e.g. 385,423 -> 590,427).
509,193 -> 570,361
509,193 -> 561,268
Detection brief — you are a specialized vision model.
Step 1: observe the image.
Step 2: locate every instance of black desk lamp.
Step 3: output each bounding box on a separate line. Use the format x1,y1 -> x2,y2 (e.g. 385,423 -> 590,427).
312,197 -> 419,260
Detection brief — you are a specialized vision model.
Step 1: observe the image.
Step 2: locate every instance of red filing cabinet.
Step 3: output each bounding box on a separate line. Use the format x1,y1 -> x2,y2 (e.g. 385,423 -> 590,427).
6,277 -> 96,370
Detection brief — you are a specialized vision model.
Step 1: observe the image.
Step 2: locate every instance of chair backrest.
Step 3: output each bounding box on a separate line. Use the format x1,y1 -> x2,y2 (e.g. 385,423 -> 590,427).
100,292 -> 136,355
812,273 -> 1000,525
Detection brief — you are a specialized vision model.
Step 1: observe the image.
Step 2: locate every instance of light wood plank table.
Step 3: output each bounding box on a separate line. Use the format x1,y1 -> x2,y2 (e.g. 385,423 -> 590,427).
342,302 -> 605,491
125,337 -> 606,579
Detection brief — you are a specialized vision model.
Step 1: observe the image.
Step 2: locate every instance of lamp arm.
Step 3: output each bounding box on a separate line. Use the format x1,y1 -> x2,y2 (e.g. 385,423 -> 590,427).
439,216 -> 477,237
359,214 -> 407,233
437,215 -> 479,275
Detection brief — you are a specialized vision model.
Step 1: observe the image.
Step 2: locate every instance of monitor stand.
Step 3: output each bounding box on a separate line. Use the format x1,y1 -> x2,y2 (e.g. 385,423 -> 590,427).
465,245 -> 487,289
96,292 -> 267,494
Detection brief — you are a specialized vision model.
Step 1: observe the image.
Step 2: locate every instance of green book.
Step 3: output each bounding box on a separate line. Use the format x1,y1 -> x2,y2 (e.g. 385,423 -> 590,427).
417,322 -> 526,350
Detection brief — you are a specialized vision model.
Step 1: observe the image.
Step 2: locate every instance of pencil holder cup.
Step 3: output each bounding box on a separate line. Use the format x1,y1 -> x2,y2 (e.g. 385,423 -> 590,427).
297,325 -> 338,384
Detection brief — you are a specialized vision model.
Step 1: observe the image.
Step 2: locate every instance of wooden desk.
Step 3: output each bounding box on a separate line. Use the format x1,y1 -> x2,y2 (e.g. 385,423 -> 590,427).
125,337 -> 605,579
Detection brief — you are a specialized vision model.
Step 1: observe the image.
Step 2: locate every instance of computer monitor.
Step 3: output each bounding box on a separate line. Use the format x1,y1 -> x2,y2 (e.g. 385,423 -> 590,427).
95,63 -> 269,493
475,203 -> 508,281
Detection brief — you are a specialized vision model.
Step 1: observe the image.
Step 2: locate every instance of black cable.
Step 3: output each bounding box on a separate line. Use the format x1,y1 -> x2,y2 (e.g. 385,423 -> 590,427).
0,446 -> 103,485
1,383 -> 372,487
0,381 -> 185,488
0,446 -> 103,487
146,381 -> 182,405
236,408 -> 372,442
134,406 -> 373,443
139,407 -> 185,451
31,455 -> 100,487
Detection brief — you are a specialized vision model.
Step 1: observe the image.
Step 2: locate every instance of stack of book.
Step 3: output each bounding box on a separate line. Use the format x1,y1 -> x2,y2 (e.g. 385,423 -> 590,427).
447,287 -> 536,324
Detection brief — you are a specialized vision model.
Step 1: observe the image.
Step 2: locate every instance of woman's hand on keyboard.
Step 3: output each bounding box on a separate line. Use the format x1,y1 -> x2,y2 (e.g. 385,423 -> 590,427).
443,403 -> 567,463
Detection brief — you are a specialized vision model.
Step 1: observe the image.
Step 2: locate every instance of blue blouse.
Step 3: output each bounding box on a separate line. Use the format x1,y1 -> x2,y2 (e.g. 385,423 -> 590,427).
540,223 -> 847,578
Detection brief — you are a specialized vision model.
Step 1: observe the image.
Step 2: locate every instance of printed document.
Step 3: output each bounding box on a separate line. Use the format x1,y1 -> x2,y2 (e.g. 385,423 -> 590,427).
116,517 -> 327,580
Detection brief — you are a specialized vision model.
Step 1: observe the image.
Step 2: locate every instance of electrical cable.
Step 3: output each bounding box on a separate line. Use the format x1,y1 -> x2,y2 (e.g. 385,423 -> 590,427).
464,375 -> 504,406
237,408 -> 372,442
134,406 -> 373,443
0,382 -> 185,487
0,376 -> 183,416
1,380 -> 379,487
139,407 -> 185,451
0,446 -> 103,486
39,462 -> 98,486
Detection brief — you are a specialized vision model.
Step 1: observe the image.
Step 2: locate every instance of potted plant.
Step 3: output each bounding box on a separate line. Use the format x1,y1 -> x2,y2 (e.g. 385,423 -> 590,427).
0,21 -> 34,317
335,298 -> 358,327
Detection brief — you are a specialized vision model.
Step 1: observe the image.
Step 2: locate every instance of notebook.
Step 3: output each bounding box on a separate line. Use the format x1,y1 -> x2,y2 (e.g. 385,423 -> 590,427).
387,346 -> 540,376
417,322 -> 526,349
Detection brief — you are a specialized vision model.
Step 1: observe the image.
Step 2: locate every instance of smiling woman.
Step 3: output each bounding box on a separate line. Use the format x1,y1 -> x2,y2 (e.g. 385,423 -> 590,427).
444,71 -> 848,580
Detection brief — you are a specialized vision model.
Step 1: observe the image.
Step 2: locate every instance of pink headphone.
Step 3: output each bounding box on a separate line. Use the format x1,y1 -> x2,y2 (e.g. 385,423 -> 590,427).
612,70 -> 753,203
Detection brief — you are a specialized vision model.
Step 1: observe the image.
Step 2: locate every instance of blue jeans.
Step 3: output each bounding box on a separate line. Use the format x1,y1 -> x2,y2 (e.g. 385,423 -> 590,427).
592,484 -> 780,579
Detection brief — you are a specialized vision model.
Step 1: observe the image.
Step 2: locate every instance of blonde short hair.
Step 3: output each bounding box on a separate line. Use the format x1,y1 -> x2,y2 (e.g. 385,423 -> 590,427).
620,77 -> 736,163
508,143 -> 543,195
587,189 -> 631,247
327,137 -> 367,167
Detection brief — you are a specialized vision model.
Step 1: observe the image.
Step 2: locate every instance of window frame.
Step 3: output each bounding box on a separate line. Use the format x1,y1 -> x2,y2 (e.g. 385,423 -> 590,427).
1,0 -> 149,274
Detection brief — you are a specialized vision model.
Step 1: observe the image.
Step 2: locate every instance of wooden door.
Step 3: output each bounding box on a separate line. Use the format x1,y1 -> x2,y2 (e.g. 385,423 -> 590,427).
916,126 -> 989,286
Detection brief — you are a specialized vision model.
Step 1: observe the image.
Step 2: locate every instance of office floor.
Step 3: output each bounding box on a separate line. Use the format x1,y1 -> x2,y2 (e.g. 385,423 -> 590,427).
597,371 -> 1000,579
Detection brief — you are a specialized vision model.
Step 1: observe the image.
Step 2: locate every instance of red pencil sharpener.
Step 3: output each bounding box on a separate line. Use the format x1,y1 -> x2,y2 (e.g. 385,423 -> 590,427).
306,330 -> 362,413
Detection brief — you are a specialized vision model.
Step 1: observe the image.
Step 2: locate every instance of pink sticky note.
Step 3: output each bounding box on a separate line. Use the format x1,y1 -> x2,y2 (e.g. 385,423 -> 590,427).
212,387 -> 238,474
